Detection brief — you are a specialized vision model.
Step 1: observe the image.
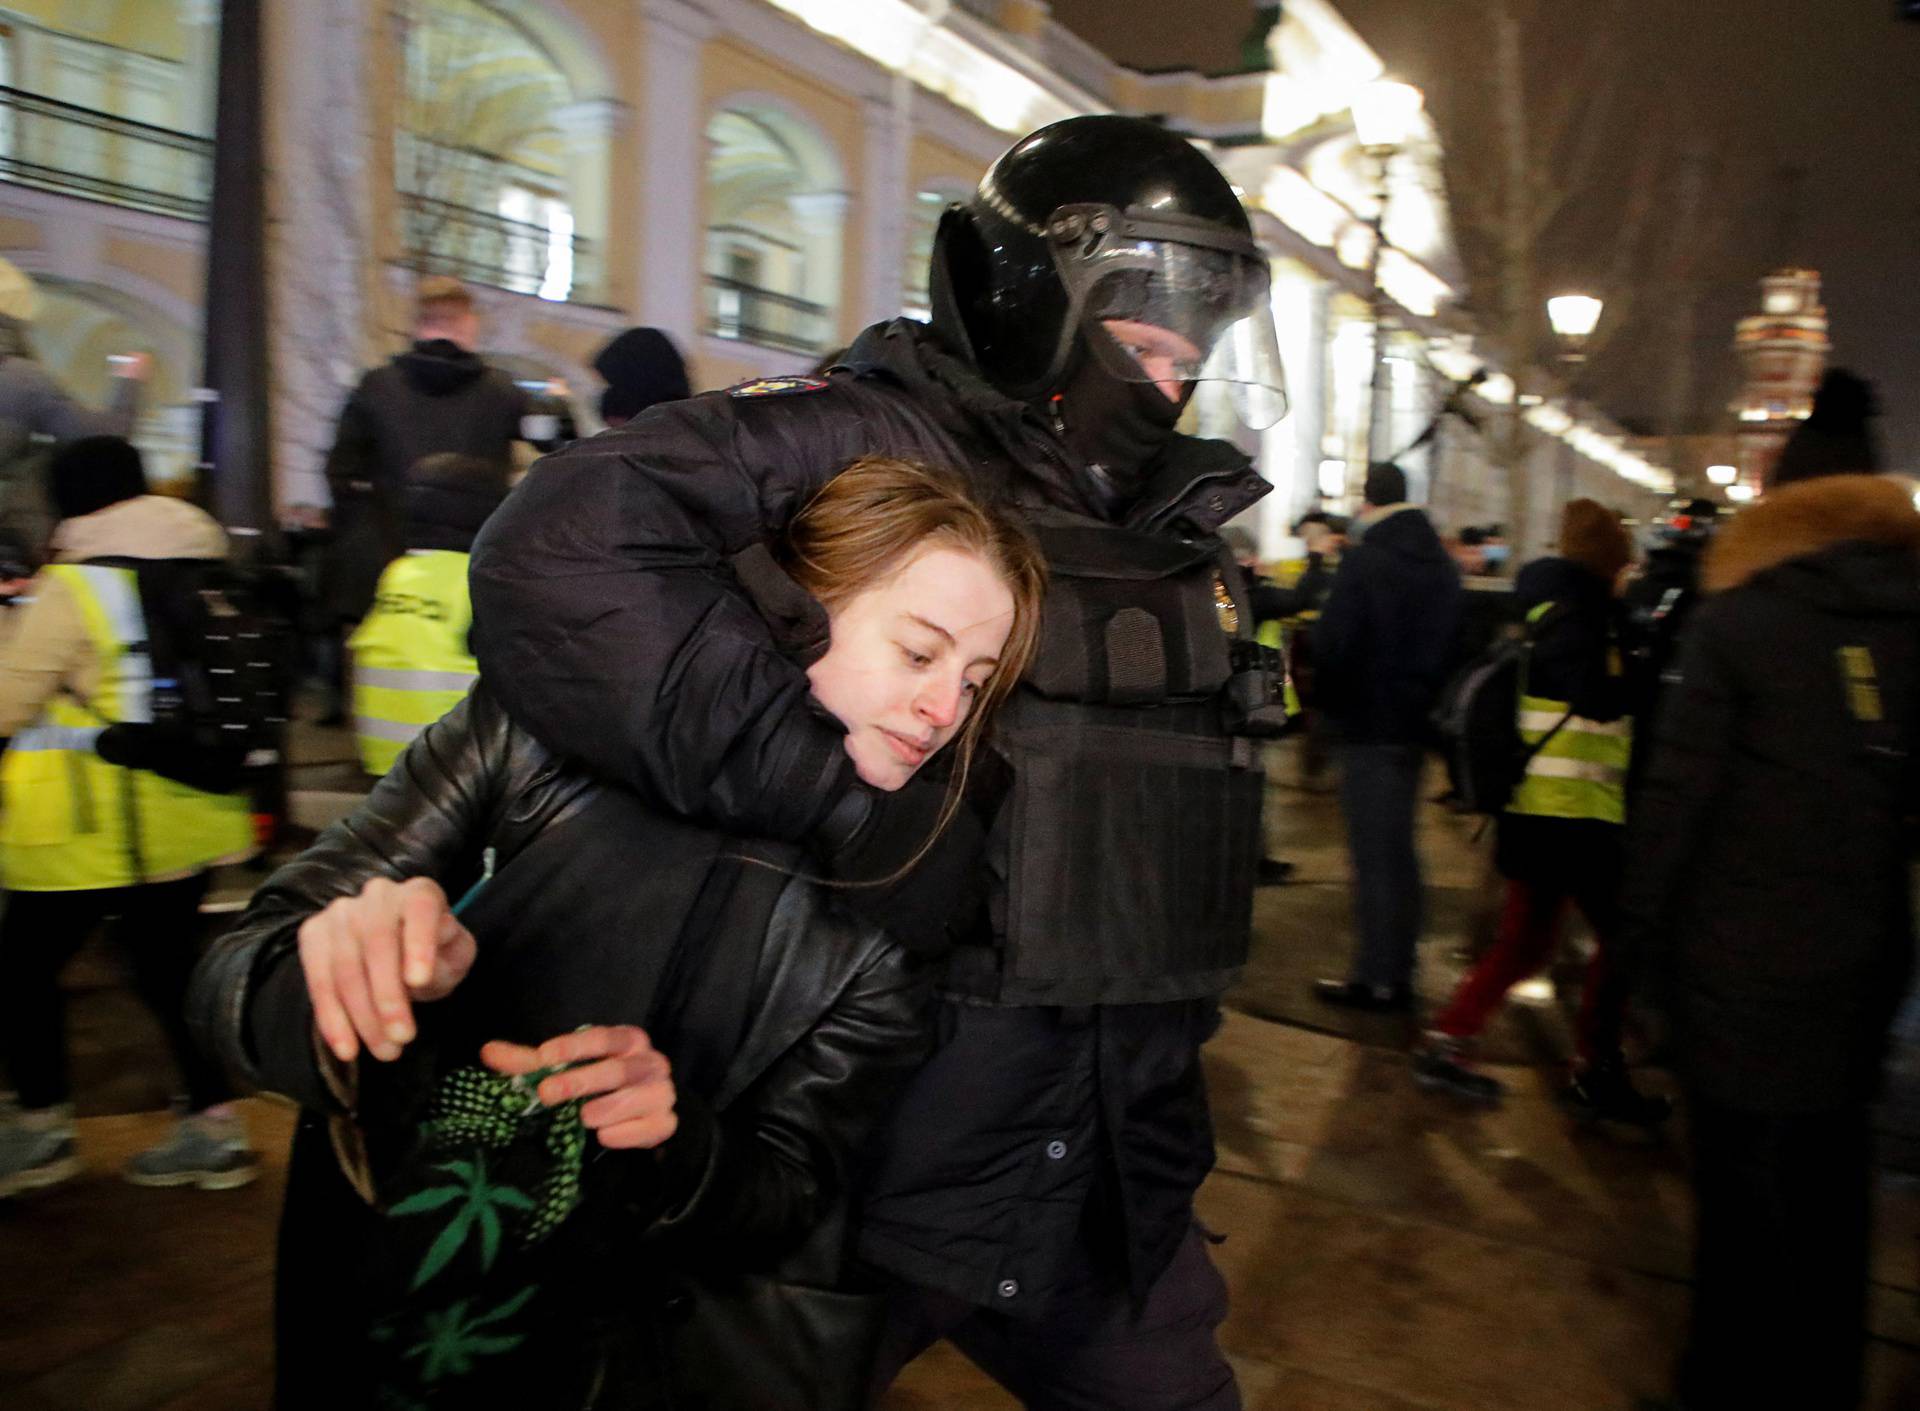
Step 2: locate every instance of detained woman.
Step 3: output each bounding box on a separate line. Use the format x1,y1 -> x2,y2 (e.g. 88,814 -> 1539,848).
188,457 -> 1044,1410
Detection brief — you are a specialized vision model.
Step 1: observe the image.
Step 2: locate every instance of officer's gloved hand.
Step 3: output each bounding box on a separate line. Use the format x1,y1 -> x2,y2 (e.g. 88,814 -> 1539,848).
819,775 -> 987,959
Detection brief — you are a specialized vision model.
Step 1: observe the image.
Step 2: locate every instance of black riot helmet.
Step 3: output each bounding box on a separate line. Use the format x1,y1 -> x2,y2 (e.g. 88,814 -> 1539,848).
930,115 -> 1288,432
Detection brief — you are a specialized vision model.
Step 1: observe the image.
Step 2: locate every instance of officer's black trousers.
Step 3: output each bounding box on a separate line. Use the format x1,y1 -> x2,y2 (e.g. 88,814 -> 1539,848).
1676,1094 -> 1872,1411
0,873 -> 229,1113
866,1223 -> 1239,1411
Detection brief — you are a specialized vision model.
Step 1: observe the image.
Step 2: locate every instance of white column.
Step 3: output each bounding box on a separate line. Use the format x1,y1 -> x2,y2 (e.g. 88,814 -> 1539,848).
552,97 -> 628,304
264,0 -> 374,513
637,0 -> 717,349
859,82 -> 911,327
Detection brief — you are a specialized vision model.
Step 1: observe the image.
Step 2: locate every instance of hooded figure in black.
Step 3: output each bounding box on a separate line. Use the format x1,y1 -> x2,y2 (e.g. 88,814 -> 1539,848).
1624,372 -> 1919,1411
592,326 -> 691,428
465,116 -> 1295,1407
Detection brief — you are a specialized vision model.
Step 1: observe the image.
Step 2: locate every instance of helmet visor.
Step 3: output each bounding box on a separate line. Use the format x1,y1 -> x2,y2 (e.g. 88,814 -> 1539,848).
1057,231 -> 1289,429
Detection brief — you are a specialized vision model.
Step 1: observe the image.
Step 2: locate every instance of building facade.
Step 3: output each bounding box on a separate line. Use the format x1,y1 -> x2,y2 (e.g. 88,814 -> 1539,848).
0,0 -> 1669,545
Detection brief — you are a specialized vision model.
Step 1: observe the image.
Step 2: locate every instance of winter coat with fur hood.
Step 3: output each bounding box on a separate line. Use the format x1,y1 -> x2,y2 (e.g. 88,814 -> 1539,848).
1621,475 -> 1920,1113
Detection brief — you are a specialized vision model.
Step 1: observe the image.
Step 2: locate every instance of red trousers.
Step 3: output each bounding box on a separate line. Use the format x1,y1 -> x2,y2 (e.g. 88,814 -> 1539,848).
1431,877 -> 1627,1064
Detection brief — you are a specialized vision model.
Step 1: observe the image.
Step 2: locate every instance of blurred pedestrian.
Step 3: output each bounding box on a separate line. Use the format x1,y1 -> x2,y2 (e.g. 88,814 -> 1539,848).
1416,499 -> 1667,1126
1311,463 -> 1462,1012
1627,376 -> 1916,1411
347,452 -> 507,775
316,276 -> 569,721
0,437 -> 258,1198
0,256 -> 150,556
592,325 -> 691,429
1624,497 -> 1720,788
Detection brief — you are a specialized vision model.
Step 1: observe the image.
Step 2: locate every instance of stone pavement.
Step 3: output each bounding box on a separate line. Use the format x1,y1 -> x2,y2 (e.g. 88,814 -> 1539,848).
3,735 -> 1918,1409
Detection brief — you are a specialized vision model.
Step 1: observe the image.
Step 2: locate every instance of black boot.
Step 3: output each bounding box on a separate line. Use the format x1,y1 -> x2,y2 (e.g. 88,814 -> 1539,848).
1561,1055 -> 1672,1128
1412,1034 -> 1505,1105
1312,978 -> 1412,1013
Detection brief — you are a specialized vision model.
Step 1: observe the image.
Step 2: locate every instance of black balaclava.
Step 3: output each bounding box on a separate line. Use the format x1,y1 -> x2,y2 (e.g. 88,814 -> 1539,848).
47,435 -> 147,521
1047,324 -> 1185,509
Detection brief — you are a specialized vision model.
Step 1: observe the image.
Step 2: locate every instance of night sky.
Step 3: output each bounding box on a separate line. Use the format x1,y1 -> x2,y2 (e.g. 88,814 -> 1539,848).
1049,0 -> 1920,470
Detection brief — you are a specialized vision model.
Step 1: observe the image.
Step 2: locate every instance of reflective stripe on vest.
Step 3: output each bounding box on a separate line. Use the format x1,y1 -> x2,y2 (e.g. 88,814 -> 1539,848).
348,550 -> 478,776
0,563 -> 255,891
1506,598 -> 1632,824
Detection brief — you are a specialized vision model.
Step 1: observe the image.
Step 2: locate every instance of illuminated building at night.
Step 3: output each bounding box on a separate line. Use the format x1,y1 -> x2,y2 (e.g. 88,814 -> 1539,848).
1732,267 -> 1831,489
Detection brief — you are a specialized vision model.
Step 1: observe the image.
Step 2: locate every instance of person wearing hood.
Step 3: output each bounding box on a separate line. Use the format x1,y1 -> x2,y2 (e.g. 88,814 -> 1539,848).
346,451 -> 509,776
1309,463 -> 1464,1013
317,277 -> 571,715
592,325 -> 691,428
1626,375 -> 1918,1411
0,437 -> 258,1200
1416,499 -> 1669,1127
422,116 -> 1293,1405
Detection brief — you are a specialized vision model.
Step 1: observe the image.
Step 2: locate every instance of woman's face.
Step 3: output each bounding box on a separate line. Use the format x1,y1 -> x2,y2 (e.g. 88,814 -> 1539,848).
806,545 -> 1017,791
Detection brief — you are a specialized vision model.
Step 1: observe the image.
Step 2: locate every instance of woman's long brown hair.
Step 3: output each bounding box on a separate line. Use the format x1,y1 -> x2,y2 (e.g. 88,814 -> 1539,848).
777,456 -> 1046,879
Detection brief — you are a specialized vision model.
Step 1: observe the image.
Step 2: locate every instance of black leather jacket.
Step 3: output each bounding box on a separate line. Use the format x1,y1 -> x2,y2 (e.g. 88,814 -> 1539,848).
188,686 -> 928,1409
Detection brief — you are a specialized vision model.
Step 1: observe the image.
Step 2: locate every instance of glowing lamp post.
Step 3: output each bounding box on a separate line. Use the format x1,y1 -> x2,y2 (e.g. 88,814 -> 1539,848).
1546,293 -> 1604,506
1353,79 -> 1424,467
1705,463 -> 1739,486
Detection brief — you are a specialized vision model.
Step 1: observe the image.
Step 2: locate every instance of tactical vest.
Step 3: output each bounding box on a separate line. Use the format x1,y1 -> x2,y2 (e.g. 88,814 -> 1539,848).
950,512 -> 1284,1008
1508,601 -> 1632,825
348,550 -> 478,776
0,563 -> 255,891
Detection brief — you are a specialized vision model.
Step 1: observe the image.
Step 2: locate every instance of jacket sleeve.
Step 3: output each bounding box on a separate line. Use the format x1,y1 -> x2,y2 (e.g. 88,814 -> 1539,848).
324,381 -> 379,508
1308,549 -> 1370,708
1617,603 -> 1740,985
468,390 -> 885,841
187,692 -> 516,1112
0,574 -> 87,739
16,361 -> 137,440
636,937 -> 930,1271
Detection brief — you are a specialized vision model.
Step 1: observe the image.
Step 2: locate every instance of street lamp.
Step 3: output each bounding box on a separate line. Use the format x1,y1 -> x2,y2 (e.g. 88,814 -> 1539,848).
1546,292 -> 1604,508
1705,463 -> 1739,487
1354,79 -> 1423,467
1726,483 -> 1757,504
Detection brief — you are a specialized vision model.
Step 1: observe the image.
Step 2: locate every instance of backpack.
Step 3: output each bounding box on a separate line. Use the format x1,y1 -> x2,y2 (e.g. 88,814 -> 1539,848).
1431,603 -> 1571,817
93,556 -> 297,793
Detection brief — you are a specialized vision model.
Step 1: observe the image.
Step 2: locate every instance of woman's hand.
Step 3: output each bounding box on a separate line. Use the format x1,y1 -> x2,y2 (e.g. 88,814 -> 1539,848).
298,876 -> 477,1064
479,1026 -> 677,1150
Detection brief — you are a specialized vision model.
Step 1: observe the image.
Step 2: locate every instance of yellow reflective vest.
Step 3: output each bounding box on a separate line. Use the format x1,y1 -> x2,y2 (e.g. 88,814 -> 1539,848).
348,550 -> 478,776
0,564 -> 256,891
1507,601 -> 1632,825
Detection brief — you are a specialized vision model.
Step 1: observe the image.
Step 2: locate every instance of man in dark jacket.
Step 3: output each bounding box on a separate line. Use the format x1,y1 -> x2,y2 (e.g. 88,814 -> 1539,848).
467,116 -> 1291,1407
1310,463 -> 1462,1011
1627,379 -> 1920,1411
317,277 -> 569,717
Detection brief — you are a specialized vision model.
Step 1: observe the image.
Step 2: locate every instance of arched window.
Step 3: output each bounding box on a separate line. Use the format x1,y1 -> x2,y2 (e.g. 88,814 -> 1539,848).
704,103 -> 845,355
396,0 -> 604,303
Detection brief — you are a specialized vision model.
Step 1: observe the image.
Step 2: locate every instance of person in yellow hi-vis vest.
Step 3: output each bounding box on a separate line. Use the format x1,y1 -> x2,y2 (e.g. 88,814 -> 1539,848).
0,437 -> 258,1198
1417,499 -> 1669,1128
348,451 -> 505,776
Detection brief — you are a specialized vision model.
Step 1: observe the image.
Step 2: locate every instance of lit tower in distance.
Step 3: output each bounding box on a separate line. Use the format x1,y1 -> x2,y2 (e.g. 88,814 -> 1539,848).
1731,268 -> 1830,489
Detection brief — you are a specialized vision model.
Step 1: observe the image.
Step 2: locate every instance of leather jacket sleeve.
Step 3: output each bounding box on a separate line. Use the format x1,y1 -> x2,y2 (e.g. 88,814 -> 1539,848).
639,924 -> 931,1270
467,386 -> 940,842
187,688 -> 552,1111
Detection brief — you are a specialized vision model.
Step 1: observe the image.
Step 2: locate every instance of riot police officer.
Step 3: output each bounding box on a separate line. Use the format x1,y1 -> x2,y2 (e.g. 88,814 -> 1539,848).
466,115 -> 1291,1407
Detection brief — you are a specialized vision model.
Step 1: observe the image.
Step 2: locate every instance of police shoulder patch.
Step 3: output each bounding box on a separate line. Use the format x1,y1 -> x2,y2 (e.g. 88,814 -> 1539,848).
726,374 -> 830,399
